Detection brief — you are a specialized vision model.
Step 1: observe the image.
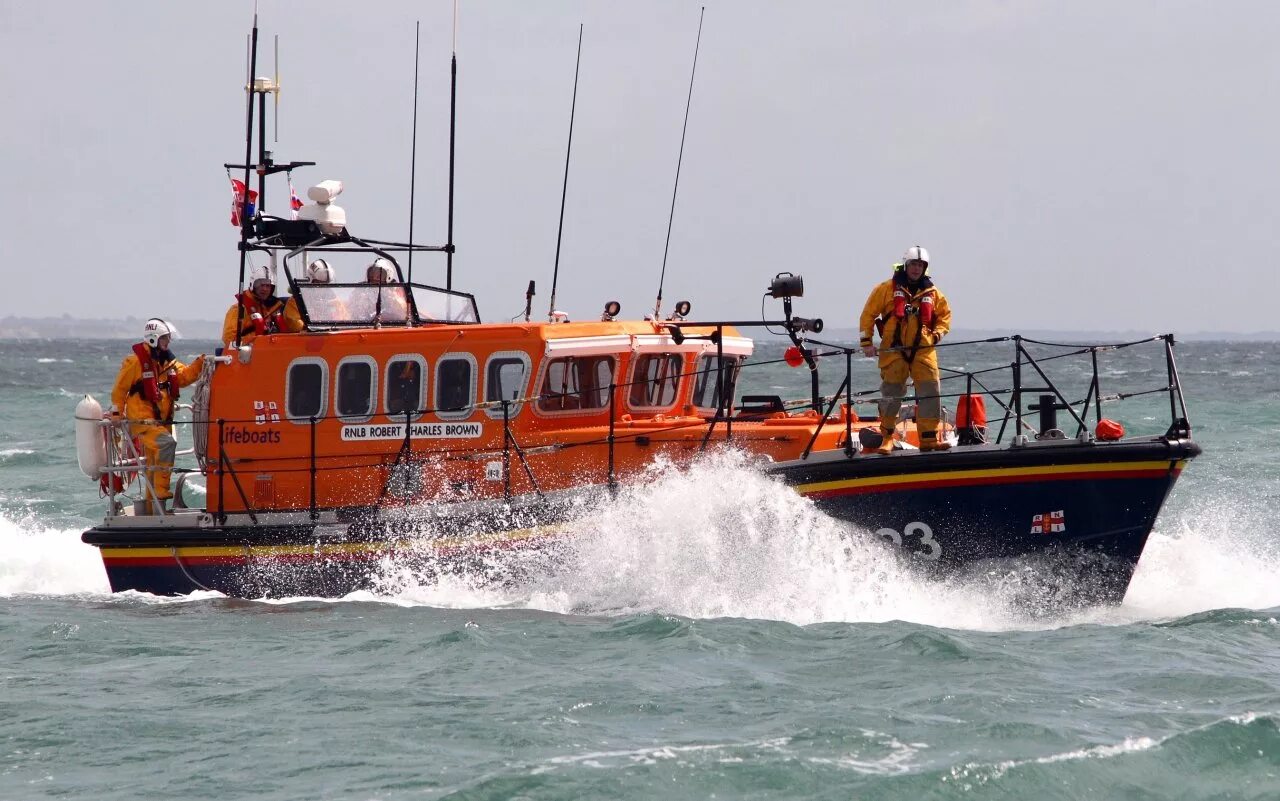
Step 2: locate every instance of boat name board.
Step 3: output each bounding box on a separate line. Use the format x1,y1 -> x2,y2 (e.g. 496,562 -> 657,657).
340,422 -> 484,441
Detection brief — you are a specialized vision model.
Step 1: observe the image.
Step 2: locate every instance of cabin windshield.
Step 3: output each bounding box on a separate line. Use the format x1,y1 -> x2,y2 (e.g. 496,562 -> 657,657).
294,282 -> 480,326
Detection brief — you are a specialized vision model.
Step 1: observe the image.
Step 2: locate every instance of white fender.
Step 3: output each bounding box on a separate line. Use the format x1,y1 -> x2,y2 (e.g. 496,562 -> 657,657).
75,394 -> 107,480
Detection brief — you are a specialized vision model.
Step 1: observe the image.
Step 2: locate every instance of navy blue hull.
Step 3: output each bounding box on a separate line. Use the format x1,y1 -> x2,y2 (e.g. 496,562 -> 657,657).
84,437 -> 1198,603
770,436 -> 1199,604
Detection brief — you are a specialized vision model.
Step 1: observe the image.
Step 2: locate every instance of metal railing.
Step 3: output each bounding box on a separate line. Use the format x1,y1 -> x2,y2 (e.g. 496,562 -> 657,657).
92,328 -> 1192,524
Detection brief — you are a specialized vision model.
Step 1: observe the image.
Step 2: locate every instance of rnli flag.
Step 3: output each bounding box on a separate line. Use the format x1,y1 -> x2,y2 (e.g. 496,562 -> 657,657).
230,178 -> 259,226
289,183 -> 304,219
1030,510 -> 1066,534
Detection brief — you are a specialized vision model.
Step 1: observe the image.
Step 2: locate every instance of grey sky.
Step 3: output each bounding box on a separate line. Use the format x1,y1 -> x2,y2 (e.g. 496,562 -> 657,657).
2,1 -> 1275,333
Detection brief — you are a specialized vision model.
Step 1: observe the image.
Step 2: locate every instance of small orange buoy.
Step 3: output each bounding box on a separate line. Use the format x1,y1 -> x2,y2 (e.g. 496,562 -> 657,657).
783,346 -> 806,368
1095,419 -> 1125,441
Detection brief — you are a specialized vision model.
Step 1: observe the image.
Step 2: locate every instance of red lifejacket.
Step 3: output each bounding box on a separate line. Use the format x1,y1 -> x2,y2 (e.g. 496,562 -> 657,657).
130,343 -> 160,402
237,291 -> 286,336
129,343 -> 181,420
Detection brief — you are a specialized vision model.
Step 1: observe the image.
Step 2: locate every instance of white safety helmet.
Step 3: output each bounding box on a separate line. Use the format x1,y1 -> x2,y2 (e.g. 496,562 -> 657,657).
366,258 -> 396,283
306,259 -> 334,284
903,245 -> 930,267
142,318 -> 178,347
248,264 -> 275,290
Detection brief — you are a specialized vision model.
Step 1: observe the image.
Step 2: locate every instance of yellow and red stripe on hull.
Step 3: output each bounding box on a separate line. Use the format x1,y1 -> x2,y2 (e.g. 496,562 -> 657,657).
797,459 -> 1187,500
99,526 -> 555,570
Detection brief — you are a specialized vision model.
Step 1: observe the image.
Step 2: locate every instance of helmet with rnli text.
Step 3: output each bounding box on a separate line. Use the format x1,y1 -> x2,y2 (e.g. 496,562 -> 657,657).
306,259 -> 334,284
142,318 -> 177,347
902,245 -> 930,270
366,258 -> 396,283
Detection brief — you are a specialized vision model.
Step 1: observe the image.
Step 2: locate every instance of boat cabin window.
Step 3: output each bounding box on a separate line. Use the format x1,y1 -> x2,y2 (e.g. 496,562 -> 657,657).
335,356 -> 378,422
385,354 -> 427,420
627,354 -> 683,410
484,352 -> 532,419
536,355 -> 616,413
692,354 -> 741,413
285,358 -> 329,422
435,354 -> 477,419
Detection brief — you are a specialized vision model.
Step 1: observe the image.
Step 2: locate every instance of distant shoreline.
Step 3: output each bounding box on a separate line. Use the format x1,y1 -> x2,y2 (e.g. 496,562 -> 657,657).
1,317 -> 1276,343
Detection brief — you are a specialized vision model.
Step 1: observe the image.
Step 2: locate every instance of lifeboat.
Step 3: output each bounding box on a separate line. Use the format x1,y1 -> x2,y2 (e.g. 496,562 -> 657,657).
78,19 -> 1200,605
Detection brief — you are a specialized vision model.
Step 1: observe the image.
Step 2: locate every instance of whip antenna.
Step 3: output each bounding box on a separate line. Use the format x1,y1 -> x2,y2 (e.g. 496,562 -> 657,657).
273,35 -> 279,142
548,24 -> 584,321
445,0 -> 458,290
653,6 -> 705,320
408,20 -> 421,284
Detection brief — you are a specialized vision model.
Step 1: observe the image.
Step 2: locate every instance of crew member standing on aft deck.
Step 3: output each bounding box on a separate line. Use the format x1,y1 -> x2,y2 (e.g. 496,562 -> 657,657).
221,266 -> 303,348
859,245 -> 953,454
111,319 -> 206,514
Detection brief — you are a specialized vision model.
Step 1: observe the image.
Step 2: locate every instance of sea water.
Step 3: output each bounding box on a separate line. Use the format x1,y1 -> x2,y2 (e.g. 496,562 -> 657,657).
1,338 -> 1278,800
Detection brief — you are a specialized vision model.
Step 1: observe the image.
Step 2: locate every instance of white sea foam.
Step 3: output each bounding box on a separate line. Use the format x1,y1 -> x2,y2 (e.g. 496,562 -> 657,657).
508,453 -> 1280,629
1120,497 -> 1280,618
5,451 -> 1277,629
0,514 -> 111,596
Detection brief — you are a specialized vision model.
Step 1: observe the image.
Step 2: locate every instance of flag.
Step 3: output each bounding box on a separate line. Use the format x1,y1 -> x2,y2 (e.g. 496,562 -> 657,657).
289,183 -> 304,220
230,178 -> 259,226
1030,510 -> 1066,534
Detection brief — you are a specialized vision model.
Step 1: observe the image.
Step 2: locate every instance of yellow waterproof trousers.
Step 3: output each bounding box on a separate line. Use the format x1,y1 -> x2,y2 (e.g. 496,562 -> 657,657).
133,424 -> 177,506
878,351 -> 942,422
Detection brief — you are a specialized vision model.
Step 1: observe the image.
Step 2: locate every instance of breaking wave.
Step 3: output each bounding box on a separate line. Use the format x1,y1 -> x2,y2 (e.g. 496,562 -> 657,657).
3,452 -> 1278,631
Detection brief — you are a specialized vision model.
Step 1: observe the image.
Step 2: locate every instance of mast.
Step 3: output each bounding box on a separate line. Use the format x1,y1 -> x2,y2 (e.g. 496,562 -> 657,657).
233,15 -> 261,349
548,24 -> 584,321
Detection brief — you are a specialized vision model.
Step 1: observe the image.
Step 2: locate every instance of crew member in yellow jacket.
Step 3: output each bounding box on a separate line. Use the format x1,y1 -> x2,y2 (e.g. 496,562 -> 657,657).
111,319 -> 206,513
858,245 -> 953,454
221,266 -> 304,348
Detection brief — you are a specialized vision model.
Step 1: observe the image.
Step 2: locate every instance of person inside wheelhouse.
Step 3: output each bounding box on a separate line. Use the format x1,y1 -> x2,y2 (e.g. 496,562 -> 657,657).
344,258 -> 409,324
289,258 -> 349,324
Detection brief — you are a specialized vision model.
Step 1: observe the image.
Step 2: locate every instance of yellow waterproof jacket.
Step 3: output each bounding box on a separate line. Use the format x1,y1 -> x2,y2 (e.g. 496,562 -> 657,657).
282,296 -> 305,331
859,276 -> 952,352
221,292 -> 303,347
111,350 -> 205,424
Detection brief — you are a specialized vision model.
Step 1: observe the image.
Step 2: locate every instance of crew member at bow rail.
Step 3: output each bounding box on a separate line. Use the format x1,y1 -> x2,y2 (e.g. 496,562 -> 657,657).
858,245 -> 953,454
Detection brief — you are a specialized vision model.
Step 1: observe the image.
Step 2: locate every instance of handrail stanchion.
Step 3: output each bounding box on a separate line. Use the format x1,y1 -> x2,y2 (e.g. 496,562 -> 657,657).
216,418 -> 226,523
844,347 -> 854,458
502,400 -> 512,500
1012,337 -> 1024,444
1164,334 -> 1191,436
309,415 -> 318,521
801,374 -> 848,460
700,326 -> 730,450
607,382 -> 618,493
721,327 -> 733,442
1090,347 -> 1102,432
